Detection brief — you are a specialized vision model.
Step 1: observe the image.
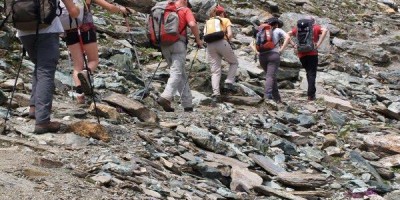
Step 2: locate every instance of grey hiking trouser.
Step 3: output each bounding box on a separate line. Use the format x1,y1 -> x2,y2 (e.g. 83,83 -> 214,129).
207,39 -> 238,96
160,40 -> 193,108
259,51 -> 281,101
19,33 -> 60,124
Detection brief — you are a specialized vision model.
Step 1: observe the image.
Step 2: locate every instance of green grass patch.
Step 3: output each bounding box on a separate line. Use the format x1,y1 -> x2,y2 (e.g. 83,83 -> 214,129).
392,167 -> 400,173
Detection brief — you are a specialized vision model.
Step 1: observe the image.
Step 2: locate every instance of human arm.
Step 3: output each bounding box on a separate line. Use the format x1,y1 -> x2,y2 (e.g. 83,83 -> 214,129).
279,32 -> 290,53
92,0 -> 130,15
226,25 -> 233,40
188,19 -> 203,47
287,30 -> 297,48
315,27 -> 328,49
62,0 -> 80,18
251,39 -> 259,62
251,39 -> 258,54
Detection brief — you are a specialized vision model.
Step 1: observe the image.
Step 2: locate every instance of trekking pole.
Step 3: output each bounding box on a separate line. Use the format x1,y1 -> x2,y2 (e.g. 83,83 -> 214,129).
122,12 -> 154,101
140,57 -> 163,101
124,13 -> 142,69
3,46 -> 25,134
67,48 -> 75,101
179,47 -> 199,102
124,13 -> 147,88
76,19 -> 100,124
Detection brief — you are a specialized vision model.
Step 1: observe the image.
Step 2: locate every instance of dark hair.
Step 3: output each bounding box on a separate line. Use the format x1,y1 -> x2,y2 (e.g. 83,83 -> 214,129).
265,17 -> 283,28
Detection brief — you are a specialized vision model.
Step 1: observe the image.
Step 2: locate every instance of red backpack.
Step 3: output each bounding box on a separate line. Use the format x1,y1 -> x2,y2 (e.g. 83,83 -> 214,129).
148,1 -> 185,47
255,24 -> 275,52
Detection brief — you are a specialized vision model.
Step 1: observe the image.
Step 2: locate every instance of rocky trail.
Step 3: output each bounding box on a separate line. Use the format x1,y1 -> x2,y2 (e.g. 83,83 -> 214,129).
0,0 -> 400,199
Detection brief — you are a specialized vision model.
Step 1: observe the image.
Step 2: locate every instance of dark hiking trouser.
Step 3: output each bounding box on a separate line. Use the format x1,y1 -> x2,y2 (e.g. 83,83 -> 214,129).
299,55 -> 318,98
259,51 -> 281,101
19,33 -> 60,124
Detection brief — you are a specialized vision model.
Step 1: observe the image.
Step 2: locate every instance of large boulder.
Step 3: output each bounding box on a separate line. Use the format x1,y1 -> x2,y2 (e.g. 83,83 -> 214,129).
189,0 -> 217,22
332,37 -> 390,64
103,92 -> 159,123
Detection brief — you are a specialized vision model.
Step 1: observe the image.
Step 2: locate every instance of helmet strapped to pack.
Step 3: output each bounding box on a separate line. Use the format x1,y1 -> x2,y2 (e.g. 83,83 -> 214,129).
203,17 -> 225,43
255,23 -> 275,52
148,1 -> 186,47
296,18 -> 315,52
4,0 -> 61,31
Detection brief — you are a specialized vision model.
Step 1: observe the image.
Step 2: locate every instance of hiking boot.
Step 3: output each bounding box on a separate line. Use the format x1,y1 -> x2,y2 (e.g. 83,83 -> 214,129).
211,95 -> 220,107
264,93 -> 273,100
157,97 -> 174,112
34,121 -> 61,134
76,94 -> 85,104
308,95 -> 316,101
28,106 -> 35,119
78,70 -> 93,95
224,82 -> 235,91
184,107 -> 193,112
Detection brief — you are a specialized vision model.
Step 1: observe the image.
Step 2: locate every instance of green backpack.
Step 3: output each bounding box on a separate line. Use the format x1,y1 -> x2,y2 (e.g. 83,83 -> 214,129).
4,0 -> 61,31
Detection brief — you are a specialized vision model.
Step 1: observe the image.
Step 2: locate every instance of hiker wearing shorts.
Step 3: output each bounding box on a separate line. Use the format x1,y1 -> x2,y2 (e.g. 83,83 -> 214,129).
17,0 -> 80,134
252,17 -> 290,103
204,5 -> 239,106
64,0 -> 130,104
156,0 -> 203,112
287,16 -> 328,101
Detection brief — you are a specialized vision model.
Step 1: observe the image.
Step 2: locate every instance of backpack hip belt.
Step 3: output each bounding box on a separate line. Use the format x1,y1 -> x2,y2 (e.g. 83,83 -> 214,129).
65,23 -> 95,33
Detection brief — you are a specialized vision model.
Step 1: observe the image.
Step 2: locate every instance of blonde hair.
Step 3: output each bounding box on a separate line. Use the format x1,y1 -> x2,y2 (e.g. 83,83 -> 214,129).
209,7 -> 217,18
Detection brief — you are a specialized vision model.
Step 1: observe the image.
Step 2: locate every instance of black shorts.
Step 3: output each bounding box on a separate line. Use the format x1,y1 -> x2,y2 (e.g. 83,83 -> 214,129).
65,27 -> 97,46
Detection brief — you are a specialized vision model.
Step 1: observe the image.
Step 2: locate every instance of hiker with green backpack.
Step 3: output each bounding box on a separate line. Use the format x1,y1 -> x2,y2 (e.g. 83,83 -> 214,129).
203,5 -> 239,107
287,16 -> 328,101
4,0 -> 81,134
251,17 -> 290,103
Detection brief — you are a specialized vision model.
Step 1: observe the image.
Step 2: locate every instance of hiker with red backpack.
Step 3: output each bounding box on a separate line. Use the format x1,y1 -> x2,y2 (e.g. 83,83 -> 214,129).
63,0 -> 130,104
149,0 -> 203,112
287,16 -> 328,101
9,0 -> 81,134
252,17 -> 290,103
203,5 -> 238,106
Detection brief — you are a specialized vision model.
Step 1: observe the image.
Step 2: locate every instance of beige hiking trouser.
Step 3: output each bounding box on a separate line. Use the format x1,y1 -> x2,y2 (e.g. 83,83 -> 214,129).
206,39 -> 238,96
160,40 -> 193,108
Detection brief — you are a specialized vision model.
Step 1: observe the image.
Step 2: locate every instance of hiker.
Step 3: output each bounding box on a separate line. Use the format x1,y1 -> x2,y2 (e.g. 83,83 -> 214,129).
64,0 -> 130,104
16,0 -> 80,134
155,0 -> 203,112
287,16 -> 328,101
203,5 -> 238,106
251,17 -> 290,103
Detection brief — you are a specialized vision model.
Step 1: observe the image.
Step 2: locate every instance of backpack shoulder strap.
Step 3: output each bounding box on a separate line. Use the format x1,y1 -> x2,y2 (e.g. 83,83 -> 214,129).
0,13 -> 11,30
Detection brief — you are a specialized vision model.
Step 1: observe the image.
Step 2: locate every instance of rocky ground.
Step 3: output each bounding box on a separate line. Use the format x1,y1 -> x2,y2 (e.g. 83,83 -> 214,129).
0,0 -> 400,199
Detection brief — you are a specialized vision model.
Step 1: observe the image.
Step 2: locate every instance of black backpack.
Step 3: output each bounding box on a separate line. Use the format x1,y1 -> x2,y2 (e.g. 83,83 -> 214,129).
296,19 -> 314,52
4,0 -> 61,31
